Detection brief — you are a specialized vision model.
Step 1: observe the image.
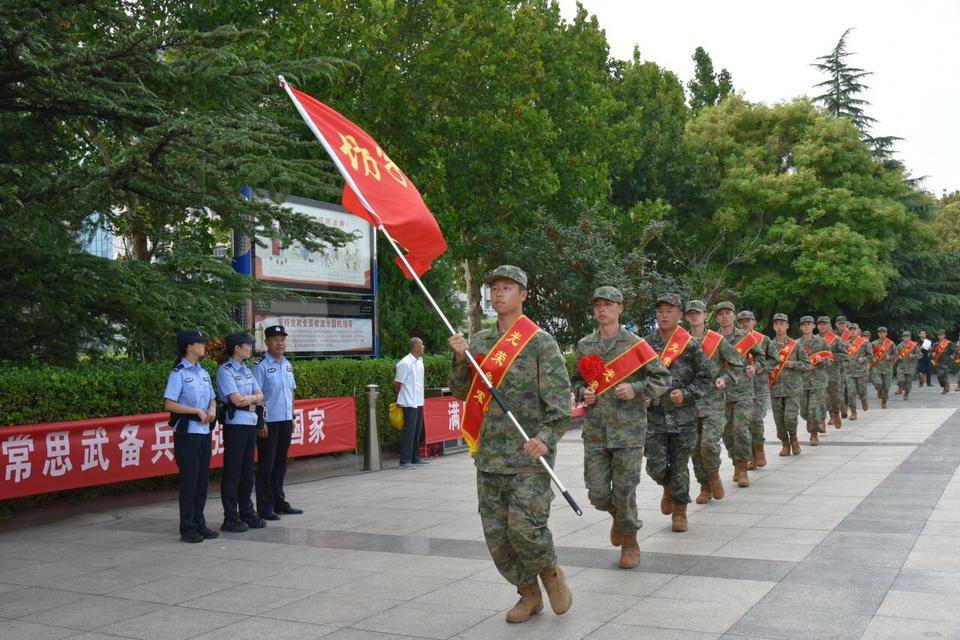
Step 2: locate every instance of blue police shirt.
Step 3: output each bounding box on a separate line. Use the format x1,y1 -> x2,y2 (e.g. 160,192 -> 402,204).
253,353 -> 296,422
163,358 -> 215,435
216,359 -> 261,426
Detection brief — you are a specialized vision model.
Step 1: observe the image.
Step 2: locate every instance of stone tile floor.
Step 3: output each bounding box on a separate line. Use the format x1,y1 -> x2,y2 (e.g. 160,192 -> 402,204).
2,384 -> 960,639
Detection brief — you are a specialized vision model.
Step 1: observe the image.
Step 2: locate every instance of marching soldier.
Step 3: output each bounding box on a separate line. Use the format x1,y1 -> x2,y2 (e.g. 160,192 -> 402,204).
448,266 -> 572,623
737,311 -> 772,470
715,302 -> 767,488
896,331 -> 922,400
835,316 -> 852,418
931,329 -> 955,394
798,317 -> 830,446
572,286 -> 670,569
816,316 -> 849,430
767,314 -> 811,456
845,324 -> 872,418
685,300 -> 744,504
871,327 -> 898,408
644,294 -> 712,533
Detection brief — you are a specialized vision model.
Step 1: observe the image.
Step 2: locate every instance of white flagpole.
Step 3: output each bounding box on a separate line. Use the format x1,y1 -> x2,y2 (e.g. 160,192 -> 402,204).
278,76 -> 582,515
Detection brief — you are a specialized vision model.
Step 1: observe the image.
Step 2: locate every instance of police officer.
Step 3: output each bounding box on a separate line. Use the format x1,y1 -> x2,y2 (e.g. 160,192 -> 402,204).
217,333 -> 267,532
163,330 -> 218,543
253,325 -> 303,519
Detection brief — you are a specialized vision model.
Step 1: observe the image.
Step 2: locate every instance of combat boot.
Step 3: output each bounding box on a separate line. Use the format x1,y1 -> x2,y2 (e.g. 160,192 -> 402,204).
753,442 -> 767,467
810,431 -> 820,446
539,566 -> 572,615
709,471 -> 725,499
849,406 -> 858,421
695,483 -> 712,504
736,460 -> 750,488
660,485 -> 673,515
942,384 -> 949,395
671,502 -> 688,532
618,534 -> 640,569
818,419 -> 826,434
747,454 -> 757,471
841,404 -> 848,419
779,440 -> 790,456
861,397 -> 868,411
789,433 -> 801,455
505,583 -> 543,623
881,398 -> 887,409
903,389 -> 910,400
732,463 -> 740,483
831,411 -> 842,429
609,511 -> 622,547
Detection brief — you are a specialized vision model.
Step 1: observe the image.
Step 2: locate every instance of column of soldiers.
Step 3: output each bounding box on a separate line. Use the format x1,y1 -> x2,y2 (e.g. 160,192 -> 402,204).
447,266 -> 958,624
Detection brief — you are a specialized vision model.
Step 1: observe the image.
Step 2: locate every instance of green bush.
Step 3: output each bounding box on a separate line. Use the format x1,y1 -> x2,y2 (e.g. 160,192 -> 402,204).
0,355 -> 454,454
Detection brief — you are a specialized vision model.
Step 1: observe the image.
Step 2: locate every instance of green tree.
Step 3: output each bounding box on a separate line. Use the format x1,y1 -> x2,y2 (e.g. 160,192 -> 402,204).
1,0 -> 355,362
688,46 -> 734,111
812,28 -> 875,131
933,191 -> 960,253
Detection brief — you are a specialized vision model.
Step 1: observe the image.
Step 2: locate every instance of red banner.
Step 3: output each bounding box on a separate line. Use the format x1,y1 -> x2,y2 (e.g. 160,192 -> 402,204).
423,396 -> 465,446
0,397 -> 356,500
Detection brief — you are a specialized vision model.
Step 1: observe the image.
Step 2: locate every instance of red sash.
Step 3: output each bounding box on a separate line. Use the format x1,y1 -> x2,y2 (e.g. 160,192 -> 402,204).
803,344 -> 835,366
769,339 -> 797,386
840,328 -> 851,342
733,331 -> 760,359
747,330 -> 765,365
823,331 -> 839,346
897,341 -> 917,361
461,315 -> 539,453
932,339 -> 950,366
699,330 -> 724,359
659,326 -> 692,368
588,340 -> 659,396
847,336 -> 867,356
871,338 -> 894,368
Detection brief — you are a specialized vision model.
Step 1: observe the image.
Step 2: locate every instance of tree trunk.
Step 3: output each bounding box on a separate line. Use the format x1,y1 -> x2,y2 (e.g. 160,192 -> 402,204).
463,257 -> 483,335
130,227 -> 150,261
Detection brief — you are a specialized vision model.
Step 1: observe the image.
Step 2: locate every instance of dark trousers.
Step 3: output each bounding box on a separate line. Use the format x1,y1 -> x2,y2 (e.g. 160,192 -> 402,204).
221,424 -> 257,522
256,419 -> 292,514
919,358 -> 932,385
399,406 -> 425,464
173,432 -> 211,534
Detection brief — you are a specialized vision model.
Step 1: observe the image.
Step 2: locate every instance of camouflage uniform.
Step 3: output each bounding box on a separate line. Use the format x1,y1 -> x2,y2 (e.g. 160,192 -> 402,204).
644,298 -> 712,506
817,317 -> 850,422
572,293 -> 671,536
687,301 -> 745,489
931,333 -> 955,391
896,333 -> 922,398
797,321 -> 829,435
448,267 -> 571,588
871,329 -> 899,403
847,329 -> 873,405
767,315 -> 812,445
740,312 -> 773,454
716,306 -> 768,468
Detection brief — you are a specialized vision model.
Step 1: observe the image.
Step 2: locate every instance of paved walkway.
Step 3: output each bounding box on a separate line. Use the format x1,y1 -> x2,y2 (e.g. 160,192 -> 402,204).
2,385 -> 960,640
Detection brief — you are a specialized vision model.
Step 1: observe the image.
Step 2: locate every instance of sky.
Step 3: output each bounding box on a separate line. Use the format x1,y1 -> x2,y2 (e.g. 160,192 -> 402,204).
557,0 -> 959,197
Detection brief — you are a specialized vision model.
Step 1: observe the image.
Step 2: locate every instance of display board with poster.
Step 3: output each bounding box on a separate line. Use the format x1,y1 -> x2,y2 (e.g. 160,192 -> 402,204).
253,297 -> 375,357
236,190 -> 374,294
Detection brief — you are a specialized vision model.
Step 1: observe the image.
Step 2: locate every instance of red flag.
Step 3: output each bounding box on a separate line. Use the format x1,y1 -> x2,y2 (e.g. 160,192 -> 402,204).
281,79 -> 446,278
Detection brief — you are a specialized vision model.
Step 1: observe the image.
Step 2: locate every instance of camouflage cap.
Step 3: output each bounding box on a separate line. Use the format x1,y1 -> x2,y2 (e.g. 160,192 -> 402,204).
799,315 -> 815,324
656,293 -> 682,308
877,326 -> 888,332
685,299 -> 706,313
484,265 -> 527,288
835,315 -> 848,323
939,328 -> 947,335
863,330 -> 872,336
773,313 -> 789,322
849,323 -> 859,330
715,301 -> 736,313
737,310 -> 755,321
902,330 -> 912,337
591,286 -> 623,304
817,315 -> 832,324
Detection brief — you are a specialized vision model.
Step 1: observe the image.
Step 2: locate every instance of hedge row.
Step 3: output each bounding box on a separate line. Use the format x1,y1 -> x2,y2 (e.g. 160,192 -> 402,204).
0,355 -> 455,453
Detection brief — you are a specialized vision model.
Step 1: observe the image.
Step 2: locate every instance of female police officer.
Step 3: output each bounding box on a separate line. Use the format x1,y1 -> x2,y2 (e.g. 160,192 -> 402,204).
217,332 -> 267,532
163,329 -> 218,543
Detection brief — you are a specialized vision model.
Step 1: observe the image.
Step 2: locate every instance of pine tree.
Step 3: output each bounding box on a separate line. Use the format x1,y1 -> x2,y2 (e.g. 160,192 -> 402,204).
812,28 -> 876,131
688,47 -> 734,110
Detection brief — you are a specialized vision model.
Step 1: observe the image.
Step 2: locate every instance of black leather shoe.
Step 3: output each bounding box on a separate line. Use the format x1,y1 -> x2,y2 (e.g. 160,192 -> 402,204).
258,511 -> 281,521
221,520 -> 249,533
180,530 -> 204,543
242,515 -> 267,529
277,504 -> 303,515
197,525 -> 220,539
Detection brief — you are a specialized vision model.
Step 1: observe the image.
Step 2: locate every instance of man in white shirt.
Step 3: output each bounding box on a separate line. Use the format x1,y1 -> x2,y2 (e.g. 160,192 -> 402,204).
394,337 -> 427,469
